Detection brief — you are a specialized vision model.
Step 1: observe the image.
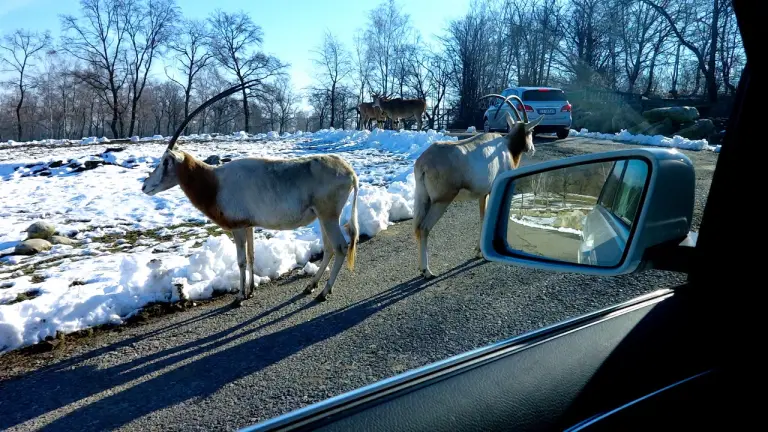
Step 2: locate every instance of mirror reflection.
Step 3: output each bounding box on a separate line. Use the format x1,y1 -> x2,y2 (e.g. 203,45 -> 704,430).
505,158 -> 649,267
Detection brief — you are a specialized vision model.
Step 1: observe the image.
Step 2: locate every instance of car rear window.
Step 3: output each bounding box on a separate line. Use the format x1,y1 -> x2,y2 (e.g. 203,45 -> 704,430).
522,89 -> 567,102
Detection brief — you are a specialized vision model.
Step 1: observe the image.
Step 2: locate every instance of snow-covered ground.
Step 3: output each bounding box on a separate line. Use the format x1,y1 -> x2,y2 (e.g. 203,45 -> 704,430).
0,128 -> 456,353
0,125 -> 720,354
568,127 -> 722,152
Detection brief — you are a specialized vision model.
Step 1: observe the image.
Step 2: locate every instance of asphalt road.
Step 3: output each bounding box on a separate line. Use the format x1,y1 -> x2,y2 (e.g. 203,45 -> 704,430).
0,136 -> 718,432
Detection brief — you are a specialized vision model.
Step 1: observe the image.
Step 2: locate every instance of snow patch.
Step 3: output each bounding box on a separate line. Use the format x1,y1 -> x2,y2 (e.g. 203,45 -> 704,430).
569,128 -> 720,152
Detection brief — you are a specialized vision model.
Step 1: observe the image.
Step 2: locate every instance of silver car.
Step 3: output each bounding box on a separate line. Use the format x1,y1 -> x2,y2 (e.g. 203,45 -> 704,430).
483,86 -> 572,139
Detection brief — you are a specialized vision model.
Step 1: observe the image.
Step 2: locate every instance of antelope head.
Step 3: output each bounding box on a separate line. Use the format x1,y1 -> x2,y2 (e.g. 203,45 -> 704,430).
478,93 -> 544,166
141,79 -> 261,196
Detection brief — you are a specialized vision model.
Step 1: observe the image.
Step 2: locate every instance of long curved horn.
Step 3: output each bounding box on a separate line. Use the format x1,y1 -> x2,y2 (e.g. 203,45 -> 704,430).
166,79 -> 262,151
501,95 -> 529,123
478,93 -> 523,123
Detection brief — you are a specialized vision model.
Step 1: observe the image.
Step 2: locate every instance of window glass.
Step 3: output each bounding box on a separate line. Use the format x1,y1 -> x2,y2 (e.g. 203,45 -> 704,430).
522,89 -> 567,101
598,160 -> 626,210
612,159 -> 648,226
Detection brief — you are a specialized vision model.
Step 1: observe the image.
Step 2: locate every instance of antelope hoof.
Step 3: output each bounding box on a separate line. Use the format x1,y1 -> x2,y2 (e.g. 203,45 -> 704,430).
474,247 -> 484,259
231,298 -> 243,308
304,282 -> 318,295
315,292 -> 328,302
421,269 -> 435,280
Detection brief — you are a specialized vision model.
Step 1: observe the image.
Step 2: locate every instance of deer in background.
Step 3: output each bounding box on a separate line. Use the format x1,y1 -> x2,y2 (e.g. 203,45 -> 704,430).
141,80 -> 360,305
355,101 -> 387,130
371,93 -> 426,131
412,93 -> 543,279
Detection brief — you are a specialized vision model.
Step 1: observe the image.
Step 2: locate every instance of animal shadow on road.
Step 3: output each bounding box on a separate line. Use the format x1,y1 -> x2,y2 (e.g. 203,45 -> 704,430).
0,259 -> 486,431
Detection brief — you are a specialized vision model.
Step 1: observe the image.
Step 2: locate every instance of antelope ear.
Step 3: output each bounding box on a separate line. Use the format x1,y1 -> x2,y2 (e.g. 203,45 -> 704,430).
168,149 -> 185,163
525,115 -> 544,132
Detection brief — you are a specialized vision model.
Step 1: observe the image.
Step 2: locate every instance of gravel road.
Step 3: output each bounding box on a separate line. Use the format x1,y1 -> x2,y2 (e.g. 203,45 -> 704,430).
0,136 -> 719,432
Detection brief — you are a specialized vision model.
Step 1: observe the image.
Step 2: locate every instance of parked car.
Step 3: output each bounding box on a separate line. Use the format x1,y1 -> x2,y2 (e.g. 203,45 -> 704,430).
483,86 -> 572,139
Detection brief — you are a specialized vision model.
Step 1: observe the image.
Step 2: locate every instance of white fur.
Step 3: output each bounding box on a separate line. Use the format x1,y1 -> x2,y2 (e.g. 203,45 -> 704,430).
142,151 -> 360,304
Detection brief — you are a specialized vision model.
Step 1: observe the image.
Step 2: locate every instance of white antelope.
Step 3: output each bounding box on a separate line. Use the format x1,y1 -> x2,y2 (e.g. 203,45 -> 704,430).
412,93 -> 543,279
141,80 -> 360,305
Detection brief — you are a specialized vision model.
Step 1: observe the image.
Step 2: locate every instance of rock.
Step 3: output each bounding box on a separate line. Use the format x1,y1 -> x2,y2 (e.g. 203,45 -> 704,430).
26,221 -> 56,239
677,119 -> 716,140
642,106 -> 699,124
1,280 -> 15,288
646,118 -> 676,136
84,160 -> 104,170
14,239 -> 52,255
204,155 -> 221,165
49,160 -> 65,168
50,235 -> 79,246
221,157 -> 232,163
38,170 -> 52,177
103,147 -> 125,153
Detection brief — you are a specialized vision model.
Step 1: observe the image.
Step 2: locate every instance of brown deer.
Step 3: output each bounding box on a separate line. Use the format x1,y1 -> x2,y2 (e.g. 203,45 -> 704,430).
355,102 -> 387,130
371,93 -> 426,131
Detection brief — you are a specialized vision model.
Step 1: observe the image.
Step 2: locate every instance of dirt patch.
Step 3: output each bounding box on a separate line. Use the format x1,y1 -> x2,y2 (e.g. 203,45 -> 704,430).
4,289 -> 42,306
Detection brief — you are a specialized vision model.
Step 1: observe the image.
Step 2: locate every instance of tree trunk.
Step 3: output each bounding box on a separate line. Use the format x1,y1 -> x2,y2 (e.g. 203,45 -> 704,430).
706,0 -> 720,103
240,83 -> 250,133
330,82 -> 337,128
15,89 -> 24,141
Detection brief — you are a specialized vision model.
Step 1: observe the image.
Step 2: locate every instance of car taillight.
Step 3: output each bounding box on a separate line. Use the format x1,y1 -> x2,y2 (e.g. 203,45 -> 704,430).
516,103 -> 534,112
561,103 -> 572,112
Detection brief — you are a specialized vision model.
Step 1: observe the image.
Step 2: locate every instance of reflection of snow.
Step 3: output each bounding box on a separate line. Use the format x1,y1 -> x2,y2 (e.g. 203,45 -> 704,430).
509,215 -> 583,236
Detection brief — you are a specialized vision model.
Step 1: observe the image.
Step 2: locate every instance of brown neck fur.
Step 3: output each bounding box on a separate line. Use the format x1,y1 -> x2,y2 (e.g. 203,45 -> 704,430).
506,129 -> 528,168
174,151 -> 250,230
175,152 -> 224,224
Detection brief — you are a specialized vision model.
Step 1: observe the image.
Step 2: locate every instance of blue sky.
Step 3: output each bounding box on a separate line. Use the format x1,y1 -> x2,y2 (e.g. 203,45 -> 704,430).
1,0 -> 469,106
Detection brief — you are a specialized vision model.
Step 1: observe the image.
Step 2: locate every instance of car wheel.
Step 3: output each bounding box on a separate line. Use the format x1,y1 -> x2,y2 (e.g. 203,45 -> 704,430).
557,128 -> 570,140
483,119 -> 490,133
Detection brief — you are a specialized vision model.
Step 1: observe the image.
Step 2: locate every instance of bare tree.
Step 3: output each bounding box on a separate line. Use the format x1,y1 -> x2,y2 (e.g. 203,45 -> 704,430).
124,0 -> 178,136
272,77 -> 297,133
642,0 -> 723,102
717,0 -> 743,95
207,9 -> 286,133
0,29 -> 52,140
364,0 -> 411,96
559,0 -> 611,86
60,0 -> 129,138
166,19 -> 213,129
312,30 -> 352,128
351,28 -> 372,127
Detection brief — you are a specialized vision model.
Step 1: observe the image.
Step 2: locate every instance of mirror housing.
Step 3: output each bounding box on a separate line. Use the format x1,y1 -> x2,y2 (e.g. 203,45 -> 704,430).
480,148 -> 696,276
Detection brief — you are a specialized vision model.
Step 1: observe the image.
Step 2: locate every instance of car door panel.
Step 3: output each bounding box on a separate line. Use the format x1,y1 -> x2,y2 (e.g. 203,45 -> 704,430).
566,368 -> 734,431
249,288 -> 719,432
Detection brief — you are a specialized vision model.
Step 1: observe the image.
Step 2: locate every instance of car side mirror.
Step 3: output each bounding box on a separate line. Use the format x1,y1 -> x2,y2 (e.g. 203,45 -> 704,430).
480,148 -> 696,275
